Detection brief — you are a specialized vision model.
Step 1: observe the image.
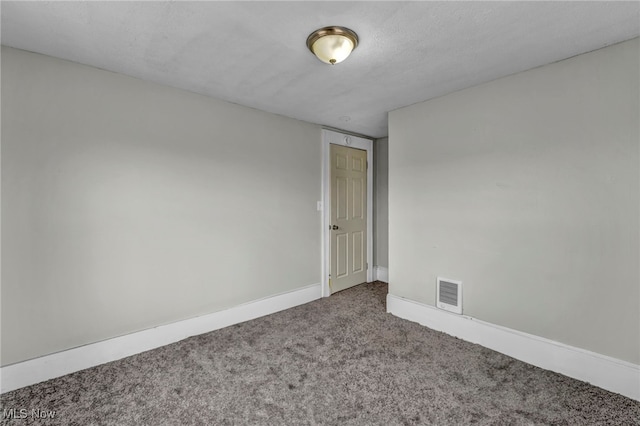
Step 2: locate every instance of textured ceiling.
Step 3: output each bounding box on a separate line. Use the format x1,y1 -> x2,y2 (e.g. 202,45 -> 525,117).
2,1 -> 638,138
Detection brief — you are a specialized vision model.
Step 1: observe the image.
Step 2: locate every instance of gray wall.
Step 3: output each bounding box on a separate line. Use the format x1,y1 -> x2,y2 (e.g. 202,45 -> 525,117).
1,47 -> 322,366
374,137 -> 388,268
388,38 -> 639,364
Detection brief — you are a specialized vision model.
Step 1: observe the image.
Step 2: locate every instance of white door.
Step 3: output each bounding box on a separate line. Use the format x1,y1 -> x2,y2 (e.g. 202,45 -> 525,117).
330,144 -> 367,293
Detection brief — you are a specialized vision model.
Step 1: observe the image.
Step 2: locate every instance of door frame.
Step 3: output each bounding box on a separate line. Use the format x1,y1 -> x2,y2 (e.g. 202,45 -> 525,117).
321,129 -> 373,297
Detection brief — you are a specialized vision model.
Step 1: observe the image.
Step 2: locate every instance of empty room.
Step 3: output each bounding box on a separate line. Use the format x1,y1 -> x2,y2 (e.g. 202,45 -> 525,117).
1,1 -> 639,424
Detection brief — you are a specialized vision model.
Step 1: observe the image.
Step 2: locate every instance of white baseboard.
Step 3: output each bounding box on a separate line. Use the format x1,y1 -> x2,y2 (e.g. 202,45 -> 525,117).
0,283 -> 322,394
374,266 -> 389,283
387,293 -> 640,401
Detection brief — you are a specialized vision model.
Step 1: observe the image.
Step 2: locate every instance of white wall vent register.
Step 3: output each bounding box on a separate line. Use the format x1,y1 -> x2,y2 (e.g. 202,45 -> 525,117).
437,277 -> 462,314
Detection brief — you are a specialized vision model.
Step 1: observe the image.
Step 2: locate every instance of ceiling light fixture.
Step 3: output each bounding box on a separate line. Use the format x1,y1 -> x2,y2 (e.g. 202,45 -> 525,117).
306,26 -> 359,65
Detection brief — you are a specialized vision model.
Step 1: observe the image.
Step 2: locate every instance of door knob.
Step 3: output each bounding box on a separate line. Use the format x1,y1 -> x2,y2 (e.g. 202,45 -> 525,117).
331,225 -> 339,230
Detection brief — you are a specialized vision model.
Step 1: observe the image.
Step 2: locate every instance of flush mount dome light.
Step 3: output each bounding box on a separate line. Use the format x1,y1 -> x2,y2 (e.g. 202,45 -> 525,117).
306,26 -> 359,65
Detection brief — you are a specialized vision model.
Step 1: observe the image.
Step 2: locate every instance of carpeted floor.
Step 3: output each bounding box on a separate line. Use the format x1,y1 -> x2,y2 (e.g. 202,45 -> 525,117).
1,282 -> 639,425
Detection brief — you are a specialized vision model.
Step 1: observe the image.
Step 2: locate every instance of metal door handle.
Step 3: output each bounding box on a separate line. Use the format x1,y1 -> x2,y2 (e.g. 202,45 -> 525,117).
331,225 -> 339,230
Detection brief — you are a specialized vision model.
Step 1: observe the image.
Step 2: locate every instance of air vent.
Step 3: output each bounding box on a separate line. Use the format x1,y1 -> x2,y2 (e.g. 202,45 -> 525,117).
437,277 -> 462,314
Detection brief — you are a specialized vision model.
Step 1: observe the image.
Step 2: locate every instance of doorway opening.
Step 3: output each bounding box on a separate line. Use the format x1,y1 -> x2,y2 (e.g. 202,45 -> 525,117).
321,129 -> 373,297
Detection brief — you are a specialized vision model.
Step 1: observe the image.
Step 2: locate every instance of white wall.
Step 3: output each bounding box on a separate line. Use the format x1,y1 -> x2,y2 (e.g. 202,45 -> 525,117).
1,47 -> 322,366
374,138 -> 388,268
389,38 -> 639,364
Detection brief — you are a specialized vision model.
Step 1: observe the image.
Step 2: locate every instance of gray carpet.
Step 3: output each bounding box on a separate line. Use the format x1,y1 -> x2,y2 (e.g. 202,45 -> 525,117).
1,282 -> 638,425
